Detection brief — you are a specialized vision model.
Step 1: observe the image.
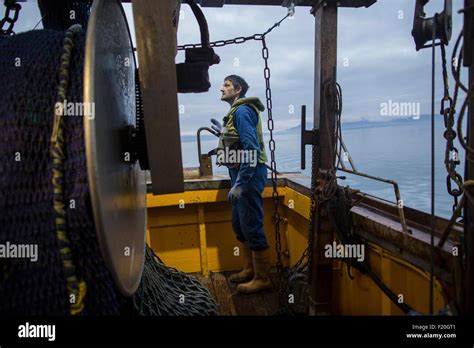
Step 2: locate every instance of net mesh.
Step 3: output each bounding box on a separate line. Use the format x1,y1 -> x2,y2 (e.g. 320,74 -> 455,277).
0,28 -> 122,315
134,246 -> 218,316
0,27 -> 217,316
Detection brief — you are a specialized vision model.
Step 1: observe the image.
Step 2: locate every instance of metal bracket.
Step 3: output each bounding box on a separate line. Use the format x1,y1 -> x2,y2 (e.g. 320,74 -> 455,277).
300,104 -> 319,170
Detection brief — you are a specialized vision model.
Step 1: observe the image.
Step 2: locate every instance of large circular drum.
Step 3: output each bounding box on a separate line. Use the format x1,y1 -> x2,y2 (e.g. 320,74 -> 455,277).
84,0 -> 146,297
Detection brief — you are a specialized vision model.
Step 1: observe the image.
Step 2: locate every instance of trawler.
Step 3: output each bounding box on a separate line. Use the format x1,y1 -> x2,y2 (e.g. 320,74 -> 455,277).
0,0 -> 472,325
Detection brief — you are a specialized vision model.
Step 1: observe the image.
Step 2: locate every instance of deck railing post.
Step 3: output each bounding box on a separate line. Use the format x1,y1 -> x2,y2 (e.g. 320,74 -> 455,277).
308,0 -> 338,316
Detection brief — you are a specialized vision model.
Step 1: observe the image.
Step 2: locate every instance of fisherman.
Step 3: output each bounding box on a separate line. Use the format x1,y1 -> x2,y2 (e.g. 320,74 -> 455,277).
212,75 -> 271,294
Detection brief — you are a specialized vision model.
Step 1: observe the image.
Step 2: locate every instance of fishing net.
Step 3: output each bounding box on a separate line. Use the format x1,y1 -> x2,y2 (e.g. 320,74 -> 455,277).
0,28 -> 122,315
134,246 -> 218,316
0,17 -> 217,316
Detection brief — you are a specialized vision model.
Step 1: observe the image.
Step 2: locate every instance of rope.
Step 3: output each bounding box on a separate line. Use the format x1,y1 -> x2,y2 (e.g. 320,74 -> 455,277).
262,13 -> 290,36
50,24 -> 86,315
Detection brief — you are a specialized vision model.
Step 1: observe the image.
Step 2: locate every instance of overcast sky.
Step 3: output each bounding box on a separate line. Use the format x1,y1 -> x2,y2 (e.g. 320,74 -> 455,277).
6,0 -> 466,135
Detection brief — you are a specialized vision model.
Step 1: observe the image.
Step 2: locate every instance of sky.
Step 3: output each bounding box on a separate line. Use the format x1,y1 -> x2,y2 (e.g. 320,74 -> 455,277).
4,0 -> 467,135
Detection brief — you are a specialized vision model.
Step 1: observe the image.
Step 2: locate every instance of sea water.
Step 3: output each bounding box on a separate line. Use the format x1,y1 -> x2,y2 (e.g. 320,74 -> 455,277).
182,116 -> 466,219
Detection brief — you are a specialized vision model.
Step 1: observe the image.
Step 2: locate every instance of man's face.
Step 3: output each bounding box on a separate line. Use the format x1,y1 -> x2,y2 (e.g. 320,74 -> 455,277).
220,80 -> 241,102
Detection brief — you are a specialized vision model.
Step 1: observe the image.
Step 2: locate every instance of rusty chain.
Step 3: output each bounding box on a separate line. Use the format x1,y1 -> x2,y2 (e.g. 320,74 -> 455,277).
440,43 -> 462,214
441,31 -> 474,216
0,0 -> 21,36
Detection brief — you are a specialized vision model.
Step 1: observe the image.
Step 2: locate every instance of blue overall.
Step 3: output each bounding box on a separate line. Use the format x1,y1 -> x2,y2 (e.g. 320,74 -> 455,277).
228,104 -> 269,251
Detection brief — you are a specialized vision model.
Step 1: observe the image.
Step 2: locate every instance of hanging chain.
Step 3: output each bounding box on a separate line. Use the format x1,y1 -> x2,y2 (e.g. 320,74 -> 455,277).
178,13 -> 291,311
260,35 -> 286,309
0,0 -> 21,36
440,32 -> 474,217
440,43 -> 463,214
177,11 -> 350,315
450,31 -> 474,207
177,13 -> 289,51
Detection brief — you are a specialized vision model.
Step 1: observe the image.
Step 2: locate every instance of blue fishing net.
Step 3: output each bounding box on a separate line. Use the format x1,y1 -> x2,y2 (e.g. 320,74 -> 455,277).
0,26 -> 217,316
0,28 -> 122,315
0,0 -> 219,315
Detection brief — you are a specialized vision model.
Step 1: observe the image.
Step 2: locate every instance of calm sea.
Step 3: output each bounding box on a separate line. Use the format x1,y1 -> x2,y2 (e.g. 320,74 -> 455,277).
182,116 -> 466,220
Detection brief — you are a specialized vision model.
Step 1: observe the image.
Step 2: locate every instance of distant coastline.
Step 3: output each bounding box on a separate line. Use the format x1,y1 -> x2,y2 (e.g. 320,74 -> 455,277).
181,114 -> 435,143
281,114 -> 434,134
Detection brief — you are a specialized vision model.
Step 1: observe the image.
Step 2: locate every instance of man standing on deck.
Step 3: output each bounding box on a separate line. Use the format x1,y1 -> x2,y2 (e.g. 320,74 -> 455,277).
215,75 -> 271,294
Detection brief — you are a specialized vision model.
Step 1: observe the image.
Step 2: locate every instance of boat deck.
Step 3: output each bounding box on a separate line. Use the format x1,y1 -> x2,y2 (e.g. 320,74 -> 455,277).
193,270 -> 281,316
147,171 -> 456,315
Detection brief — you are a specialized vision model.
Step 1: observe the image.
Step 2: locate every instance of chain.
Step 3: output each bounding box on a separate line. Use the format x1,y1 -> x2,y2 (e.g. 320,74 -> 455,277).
440,43 -> 462,214
178,34 -> 261,51
0,0 -> 21,36
259,34 -> 286,311
178,13 -> 290,312
179,10 -> 350,314
177,13 -> 289,51
440,33 -> 474,215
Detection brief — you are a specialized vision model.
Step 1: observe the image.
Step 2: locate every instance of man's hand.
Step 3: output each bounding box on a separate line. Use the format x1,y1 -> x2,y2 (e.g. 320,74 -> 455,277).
228,185 -> 243,204
210,118 -> 222,134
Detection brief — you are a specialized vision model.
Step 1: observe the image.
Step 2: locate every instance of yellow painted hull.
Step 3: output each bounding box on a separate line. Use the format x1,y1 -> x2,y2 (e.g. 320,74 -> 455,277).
147,184 -> 446,315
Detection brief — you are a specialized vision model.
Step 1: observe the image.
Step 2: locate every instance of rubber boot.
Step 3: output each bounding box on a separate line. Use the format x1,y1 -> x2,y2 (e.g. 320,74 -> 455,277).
229,243 -> 254,283
237,249 -> 272,293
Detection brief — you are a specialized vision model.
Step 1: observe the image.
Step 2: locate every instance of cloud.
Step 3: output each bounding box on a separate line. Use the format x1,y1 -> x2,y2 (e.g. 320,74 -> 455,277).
5,0 -> 467,135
